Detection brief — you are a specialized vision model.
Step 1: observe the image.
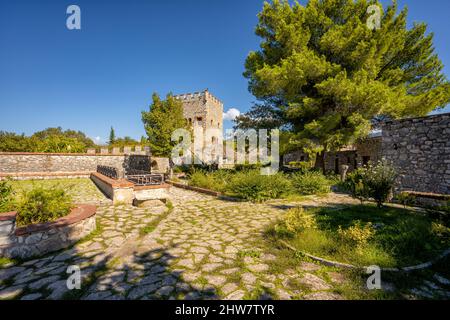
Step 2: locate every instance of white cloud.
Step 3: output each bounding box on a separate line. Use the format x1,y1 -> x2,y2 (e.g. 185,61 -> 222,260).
93,136 -> 103,143
223,108 -> 241,121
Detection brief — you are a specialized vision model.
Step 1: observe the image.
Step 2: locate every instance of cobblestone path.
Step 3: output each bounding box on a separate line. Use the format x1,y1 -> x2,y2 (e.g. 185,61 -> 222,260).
0,187 -> 449,300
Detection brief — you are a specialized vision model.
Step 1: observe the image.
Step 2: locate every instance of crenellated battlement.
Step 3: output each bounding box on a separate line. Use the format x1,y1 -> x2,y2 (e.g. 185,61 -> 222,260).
173,89 -> 223,106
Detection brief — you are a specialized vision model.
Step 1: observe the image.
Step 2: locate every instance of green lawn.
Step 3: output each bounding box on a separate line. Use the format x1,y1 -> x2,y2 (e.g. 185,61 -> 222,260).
268,204 -> 450,268
9,178 -> 107,204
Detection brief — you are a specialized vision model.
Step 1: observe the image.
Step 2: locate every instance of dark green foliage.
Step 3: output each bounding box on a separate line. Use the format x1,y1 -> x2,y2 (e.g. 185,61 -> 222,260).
15,186 -> 73,226
290,171 -> 331,195
241,0 -> 450,168
109,127 -> 116,145
188,170 -> 231,192
288,161 -> 311,172
108,136 -> 141,149
396,192 -> 417,208
234,163 -> 263,172
343,169 -> 371,203
0,127 -> 96,153
227,171 -> 292,202
142,93 -> 187,157
0,180 -> 14,212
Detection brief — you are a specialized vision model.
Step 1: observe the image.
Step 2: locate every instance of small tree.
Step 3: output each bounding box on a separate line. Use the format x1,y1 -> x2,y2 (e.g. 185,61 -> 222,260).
141,93 -> 187,157
109,126 -> 116,145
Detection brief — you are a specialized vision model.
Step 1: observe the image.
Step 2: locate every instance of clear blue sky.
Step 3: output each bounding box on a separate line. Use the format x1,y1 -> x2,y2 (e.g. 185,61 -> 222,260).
1,0 -> 449,144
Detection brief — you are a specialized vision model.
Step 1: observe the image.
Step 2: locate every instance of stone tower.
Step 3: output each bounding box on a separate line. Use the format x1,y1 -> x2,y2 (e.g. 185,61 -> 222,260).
173,89 -> 224,163
173,89 -> 223,133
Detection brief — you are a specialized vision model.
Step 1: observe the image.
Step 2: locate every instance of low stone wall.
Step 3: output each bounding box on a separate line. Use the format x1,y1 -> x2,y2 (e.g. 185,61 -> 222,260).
401,191 -> 450,209
90,172 -> 135,205
0,152 -> 153,180
0,205 -> 97,259
166,181 -> 221,197
151,157 -> 170,174
382,113 -> 450,195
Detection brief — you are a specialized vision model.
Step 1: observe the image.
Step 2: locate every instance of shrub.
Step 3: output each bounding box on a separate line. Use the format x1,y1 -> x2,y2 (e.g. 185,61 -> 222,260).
15,186 -> 73,226
343,170 -> 370,203
188,171 -> 218,191
290,171 -> 331,195
396,192 -> 416,208
234,163 -> 263,172
364,161 -> 397,208
288,161 -> 310,170
344,161 -> 397,208
275,207 -> 316,236
338,220 -> 375,249
227,171 -> 291,202
431,222 -> 450,241
0,180 -> 15,212
188,169 -> 231,192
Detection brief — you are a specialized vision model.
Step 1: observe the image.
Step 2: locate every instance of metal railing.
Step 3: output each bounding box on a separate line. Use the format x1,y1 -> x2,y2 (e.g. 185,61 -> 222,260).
97,165 -> 119,180
126,173 -> 164,186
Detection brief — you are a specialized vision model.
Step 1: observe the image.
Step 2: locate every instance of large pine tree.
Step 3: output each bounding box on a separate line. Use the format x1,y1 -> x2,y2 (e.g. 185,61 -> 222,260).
242,0 -> 450,170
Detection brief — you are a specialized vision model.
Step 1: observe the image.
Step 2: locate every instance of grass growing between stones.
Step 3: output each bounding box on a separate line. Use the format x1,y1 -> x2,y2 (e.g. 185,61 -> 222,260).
268,204 -> 450,268
77,217 -> 104,245
139,200 -> 174,236
0,257 -> 17,268
237,250 -> 261,259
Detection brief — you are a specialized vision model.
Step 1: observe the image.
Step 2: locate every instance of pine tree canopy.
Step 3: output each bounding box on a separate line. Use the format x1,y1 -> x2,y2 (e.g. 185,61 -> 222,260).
243,0 -> 450,152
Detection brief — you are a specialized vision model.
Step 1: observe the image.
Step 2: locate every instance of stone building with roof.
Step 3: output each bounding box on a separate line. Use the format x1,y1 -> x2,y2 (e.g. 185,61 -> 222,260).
284,112 -> 450,196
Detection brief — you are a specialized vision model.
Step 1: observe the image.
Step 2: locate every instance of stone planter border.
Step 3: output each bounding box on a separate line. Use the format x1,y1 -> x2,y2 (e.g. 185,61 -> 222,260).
166,180 -> 221,196
279,240 -> 450,272
0,205 -> 97,259
166,180 -> 241,201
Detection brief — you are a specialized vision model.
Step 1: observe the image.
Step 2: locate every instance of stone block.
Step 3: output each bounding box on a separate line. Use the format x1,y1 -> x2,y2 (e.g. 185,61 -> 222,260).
0,235 -> 15,246
24,232 -> 43,245
0,221 -> 14,235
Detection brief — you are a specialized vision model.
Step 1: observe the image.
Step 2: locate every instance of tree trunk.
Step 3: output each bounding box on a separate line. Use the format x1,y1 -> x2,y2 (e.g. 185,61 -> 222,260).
314,151 -> 326,174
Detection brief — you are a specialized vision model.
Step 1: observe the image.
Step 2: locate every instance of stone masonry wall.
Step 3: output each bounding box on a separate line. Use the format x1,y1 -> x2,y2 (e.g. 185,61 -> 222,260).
0,152 -> 151,179
0,153 -> 125,173
382,113 -> 450,195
